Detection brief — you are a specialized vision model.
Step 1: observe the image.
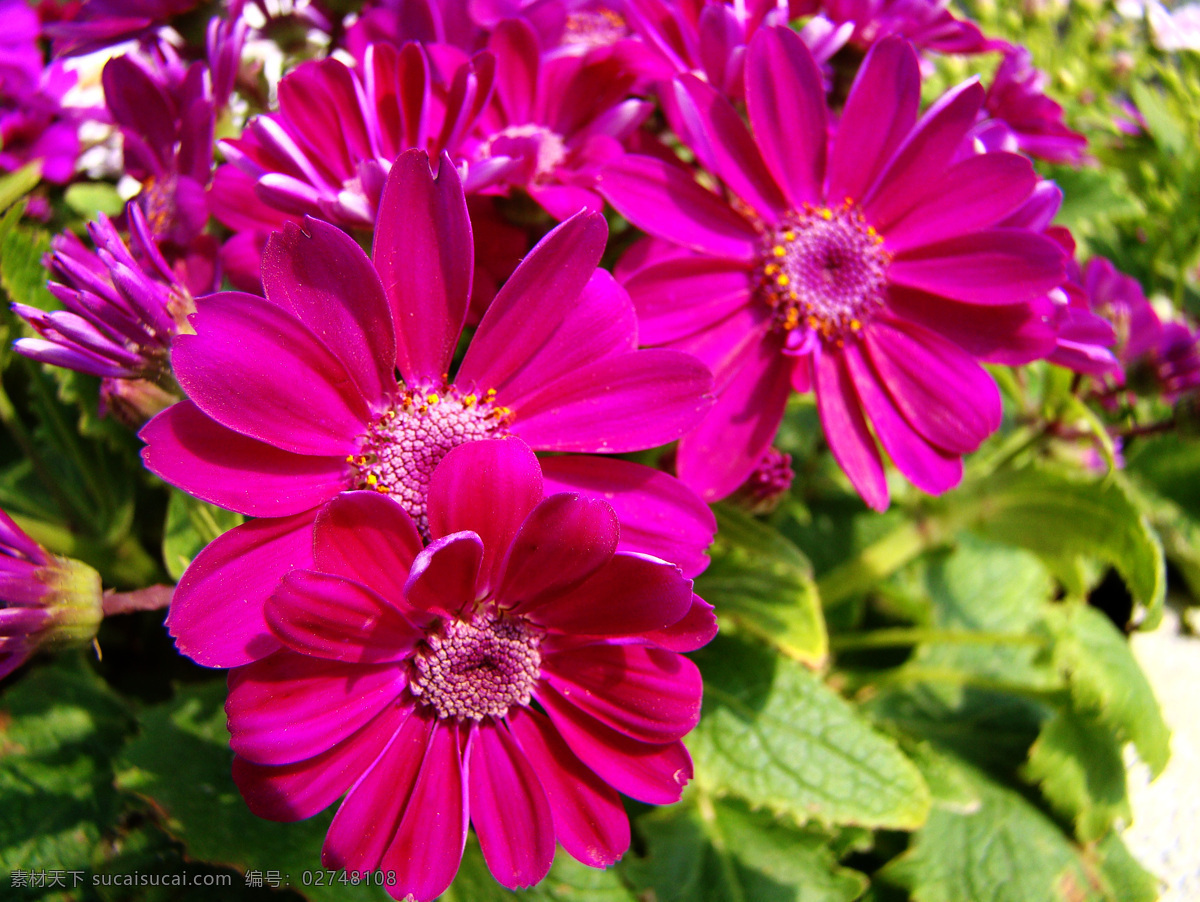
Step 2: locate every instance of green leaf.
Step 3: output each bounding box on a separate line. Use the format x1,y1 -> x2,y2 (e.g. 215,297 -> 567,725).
0,655 -> 135,876
162,491 -> 245,582
1021,707 -> 1130,842
1048,166 -> 1142,233
0,214 -> 56,313
0,162 -> 42,212
1086,831 -> 1159,902
63,183 -> 125,220
697,506 -> 827,665
689,634 -> 929,829
623,795 -> 867,902
880,750 -> 1130,902
1043,604 -> 1170,777
1126,432 -> 1200,521
439,839 -> 636,901
114,681 -> 382,902
1131,81 -> 1188,156
961,466 -> 1166,628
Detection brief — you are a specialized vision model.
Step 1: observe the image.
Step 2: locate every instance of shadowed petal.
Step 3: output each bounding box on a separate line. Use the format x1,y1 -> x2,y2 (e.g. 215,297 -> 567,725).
232,703 -> 410,821
323,708 -> 435,873
643,593 -> 718,652
525,553 -> 693,638
374,150 -> 473,385
405,531 -> 484,619
843,343 -> 963,495
267,570 -> 420,662
227,651 -> 408,766
469,723 -> 555,889
507,707 -> 628,867
498,494 -> 618,613
141,401 -> 346,517
537,683 -> 693,804
622,253 -> 755,347
312,492 -> 425,606
541,456 -> 716,578
542,643 -> 701,743
166,512 -> 315,668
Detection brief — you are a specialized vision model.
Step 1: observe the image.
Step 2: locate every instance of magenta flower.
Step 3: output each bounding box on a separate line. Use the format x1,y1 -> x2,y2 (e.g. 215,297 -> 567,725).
465,18 -> 652,218
0,509 -> 103,681
977,44 -> 1087,166
43,0 -> 201,57
821,0 -> 993,55
729,446 -> 794,514
1081,256 -> 1161,365
213,42 -> 494,229
14,203 -> 210,424
144,149 -> 715,667
101,44 -> 216,244
1148,319 -> 1200,401
223,438 -> 707,900
601,29 -> 1065,508
0,61 -> 80,184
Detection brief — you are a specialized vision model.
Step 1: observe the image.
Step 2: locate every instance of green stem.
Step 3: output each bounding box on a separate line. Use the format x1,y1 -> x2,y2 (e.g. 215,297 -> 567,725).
25,369 -> 113,515
817,518 -> 947,607
830,628 -> 1049,652
854,665 -> 1067,703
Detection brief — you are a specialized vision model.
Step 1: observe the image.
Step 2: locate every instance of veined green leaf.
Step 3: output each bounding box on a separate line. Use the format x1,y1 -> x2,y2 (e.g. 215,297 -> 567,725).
689,635 -> 929,829
162,491 -> 245,582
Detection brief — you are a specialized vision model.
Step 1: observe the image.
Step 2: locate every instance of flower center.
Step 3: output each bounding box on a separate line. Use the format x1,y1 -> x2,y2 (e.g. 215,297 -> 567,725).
759,203 -> 891,342
410,610 -> 542,721
483,124 -> 568,182
347,385 -> 512,536
562,8 -> 628,48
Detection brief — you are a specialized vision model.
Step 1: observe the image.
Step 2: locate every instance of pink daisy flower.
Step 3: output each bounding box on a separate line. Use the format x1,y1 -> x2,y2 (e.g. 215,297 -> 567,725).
821,0 -> 993,56
143,149 -> 715,668
600,28 -> 1066,508
223,438 -> 708,900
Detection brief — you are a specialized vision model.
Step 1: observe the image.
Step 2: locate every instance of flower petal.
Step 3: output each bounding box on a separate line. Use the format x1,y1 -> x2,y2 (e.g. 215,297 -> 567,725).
227,651 -> 408,766
864,318 -> 1002,454
643,593 -> 718,652
540,455 -> 716,578
507,707 -> 628,868
469,723 -> 555,889
528,553 -> 693,638
404,531 -> 484,619
676,334 -> 793,502
312,491 -> 425,604
537,683 -> 693,804
883,152 -> 1038,254
498,494 -> 618,613
542,643 -> 701,744
232,703 -> 409,821
598,154 -> 758,260
843,343 -> 963,495
140,401 -> 346,517
374,150 -> 473,385
745,26 -> 827,208
813,347 -> 888,511
425,438 -> 544,593
323,708 -> 435,873
621,252 -> 755,347
826,36 -> 920,204
262,218 -> 396,404
861,79 -> 984,230
166,512 -> 316,668
672,74 -> 787,220
509,349 -> 714,453
456,213 -> 610,396
173,293 -> 368,455
380,719 -> 469,901
267,570 -> 420,662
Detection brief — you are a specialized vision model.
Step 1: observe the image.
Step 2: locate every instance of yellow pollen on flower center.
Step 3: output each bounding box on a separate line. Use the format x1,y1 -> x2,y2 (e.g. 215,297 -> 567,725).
759,201 -> 891,343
